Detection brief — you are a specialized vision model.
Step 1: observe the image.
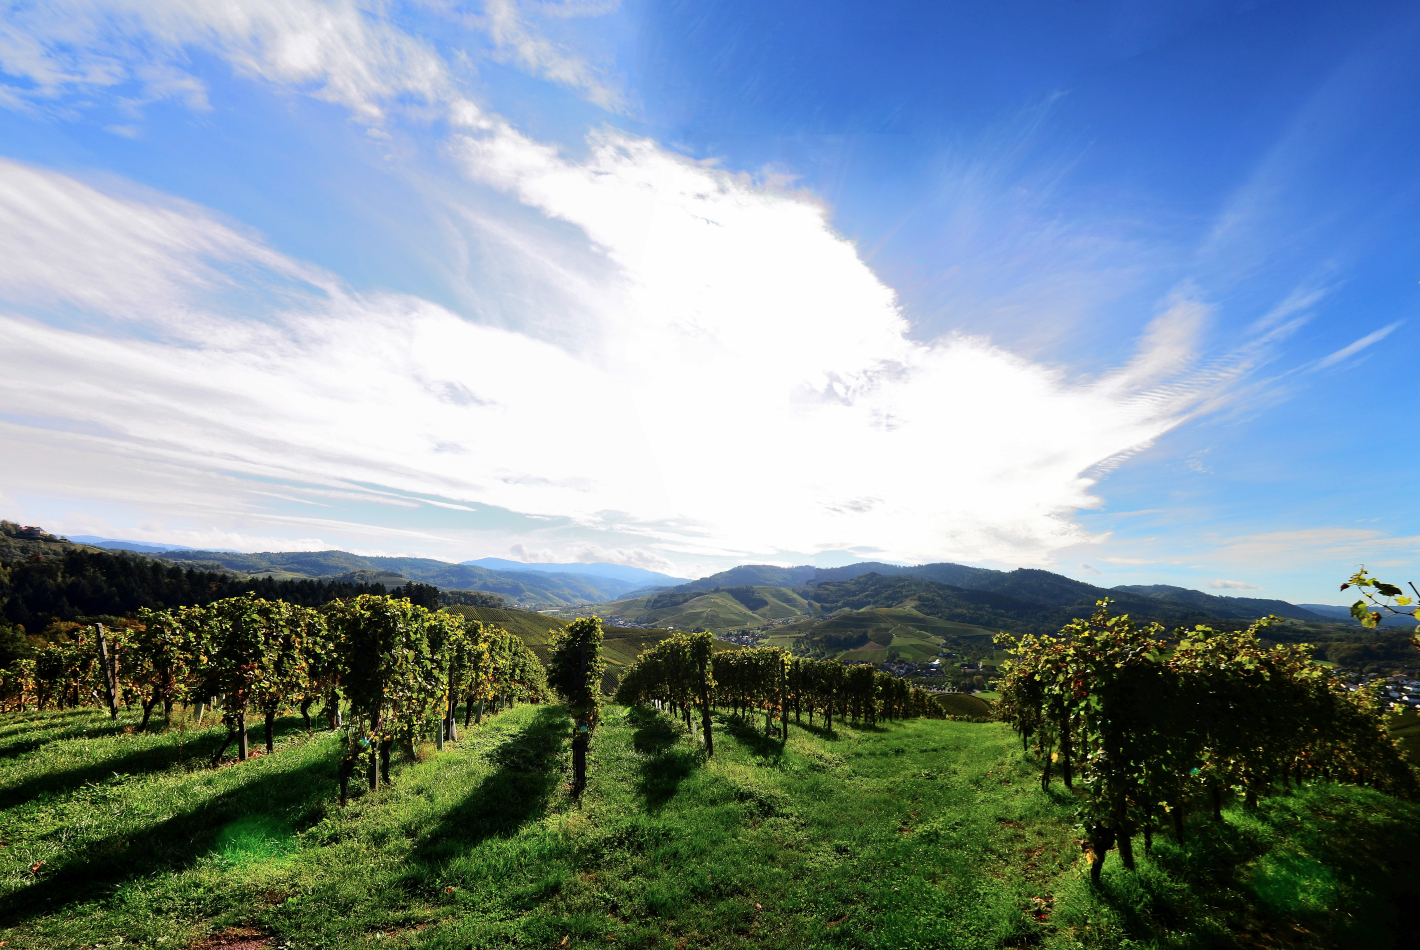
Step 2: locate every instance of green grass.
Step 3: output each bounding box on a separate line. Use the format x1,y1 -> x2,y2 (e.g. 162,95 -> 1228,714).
1386,708 -> 1420,762
0,705 -> 1417,949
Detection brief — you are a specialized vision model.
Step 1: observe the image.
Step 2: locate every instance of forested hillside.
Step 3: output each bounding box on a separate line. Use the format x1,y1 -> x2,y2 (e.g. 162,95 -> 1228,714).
1113,583 -> 1326,621
0,545 -> 383,634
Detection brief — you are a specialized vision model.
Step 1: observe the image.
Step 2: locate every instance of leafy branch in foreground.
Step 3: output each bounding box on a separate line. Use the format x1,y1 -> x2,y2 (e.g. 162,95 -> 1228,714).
1342,568 -> 1420,650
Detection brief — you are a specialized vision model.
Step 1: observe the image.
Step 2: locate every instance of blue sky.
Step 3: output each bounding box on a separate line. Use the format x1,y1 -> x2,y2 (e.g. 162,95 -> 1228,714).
0,0 -> 1415,602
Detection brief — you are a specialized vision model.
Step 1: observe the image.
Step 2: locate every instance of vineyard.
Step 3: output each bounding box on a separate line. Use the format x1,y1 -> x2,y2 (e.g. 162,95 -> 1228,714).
0,592 -> 1415,948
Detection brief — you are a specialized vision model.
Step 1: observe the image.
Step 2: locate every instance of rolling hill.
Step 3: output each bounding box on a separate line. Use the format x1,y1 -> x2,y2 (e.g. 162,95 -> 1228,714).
644,556 -> 1329,630
149,549 -> 643,606
583,585 -> 819,633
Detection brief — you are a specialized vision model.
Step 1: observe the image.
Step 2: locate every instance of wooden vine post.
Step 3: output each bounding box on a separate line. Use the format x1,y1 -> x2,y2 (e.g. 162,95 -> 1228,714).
690,633 -> 715,757
94,623 -> 119,718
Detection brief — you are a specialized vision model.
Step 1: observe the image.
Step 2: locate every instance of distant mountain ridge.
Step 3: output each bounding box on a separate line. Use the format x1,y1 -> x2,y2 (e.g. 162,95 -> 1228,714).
666,561 -> 1327,624
69,535 -> 230,554
145,549 -> 645,606
461,557 -> 685,587
0,520 -> 1342,622
35,537 -> 679,606
1298,603 -> 1416,627
1113,585 -> 1323,623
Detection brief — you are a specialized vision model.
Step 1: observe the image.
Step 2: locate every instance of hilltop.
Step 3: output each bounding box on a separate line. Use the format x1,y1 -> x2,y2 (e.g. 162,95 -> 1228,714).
671,560 -> 1328,623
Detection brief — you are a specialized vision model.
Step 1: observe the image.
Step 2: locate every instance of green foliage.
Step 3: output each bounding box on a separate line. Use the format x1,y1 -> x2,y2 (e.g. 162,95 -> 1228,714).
547,616 -> 605,788
130,605 -> 205,728
547,617 -> 605,729
438,589 -> 505,608
996,599 -> 1417,882
199,594 -> 326,761
613,630 -> 717,752
0,621 -> 32,671
321,594 -> 442,788
1342,569 -> 1420,659
387,582 -> 440,610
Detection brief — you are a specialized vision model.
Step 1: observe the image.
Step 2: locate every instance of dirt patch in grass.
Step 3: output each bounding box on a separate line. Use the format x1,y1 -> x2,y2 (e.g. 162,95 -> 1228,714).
188,926 -> 269,950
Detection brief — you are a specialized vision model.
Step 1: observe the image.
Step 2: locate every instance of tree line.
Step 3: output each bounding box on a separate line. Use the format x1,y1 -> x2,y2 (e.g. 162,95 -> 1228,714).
0,547 -> 387,636
995,599 -> 1415,883
0,592 -> 546,804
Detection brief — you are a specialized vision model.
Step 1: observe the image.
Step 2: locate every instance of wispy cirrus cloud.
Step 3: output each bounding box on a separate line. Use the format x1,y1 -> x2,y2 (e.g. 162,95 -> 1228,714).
478,0 -> 624,110
1212,528 -> 1420,569
1315,321 -> 1402,369
1206,579 -> 1260,590
0,0 -> 452,120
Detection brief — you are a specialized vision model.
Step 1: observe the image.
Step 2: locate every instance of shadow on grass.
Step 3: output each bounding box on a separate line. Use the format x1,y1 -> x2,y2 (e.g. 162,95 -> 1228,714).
721,715 -> 786,762
0,712 -> 137,759
0,715 -> 323,810
408,705 -> 570,871
0,754 -> 336,928
791,719 -> 846,742
627,707 -> 702,813
1084,787 -> 1420,950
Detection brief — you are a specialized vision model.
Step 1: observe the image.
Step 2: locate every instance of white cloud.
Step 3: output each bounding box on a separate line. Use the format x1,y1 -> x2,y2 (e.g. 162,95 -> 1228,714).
0,158 -> 323,325
1315,321 -> 1401,369
1206,579 -> 1260,590
0,0 -> 1275,570
1212,528 -> 1420,568
508,542 -> 676,573
0,146 -> 1245,567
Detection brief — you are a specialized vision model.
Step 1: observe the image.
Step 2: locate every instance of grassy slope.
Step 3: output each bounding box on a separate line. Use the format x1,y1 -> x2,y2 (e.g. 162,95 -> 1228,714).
1387,708 -> 1420,761
1,706 -> 1417,950
777,607 -> 1002,664
594,587 -> 817,634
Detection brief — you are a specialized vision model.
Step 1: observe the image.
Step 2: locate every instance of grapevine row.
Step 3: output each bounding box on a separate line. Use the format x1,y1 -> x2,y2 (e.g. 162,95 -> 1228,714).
613,631 -> 953,753
0,592 -> 546,803
994,599 -> 1415,882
